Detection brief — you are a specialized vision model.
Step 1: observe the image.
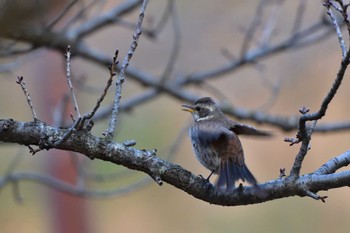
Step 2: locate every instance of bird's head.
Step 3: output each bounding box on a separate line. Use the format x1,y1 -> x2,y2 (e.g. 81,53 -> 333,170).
182,97 -> 222,121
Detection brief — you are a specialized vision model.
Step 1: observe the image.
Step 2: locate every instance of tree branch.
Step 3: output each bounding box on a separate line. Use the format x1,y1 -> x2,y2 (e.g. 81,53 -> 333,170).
105,0 -> 149,139
70,0 -> 143,39
1,119 -> 350,205
1,0 -> 350,206
0,171 -> 152,198
0,2 -> 345,133
289,0 -> 350,178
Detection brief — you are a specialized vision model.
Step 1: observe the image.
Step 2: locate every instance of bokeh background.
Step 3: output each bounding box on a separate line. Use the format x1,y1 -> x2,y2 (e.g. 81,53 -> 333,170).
1,0 -> 350,232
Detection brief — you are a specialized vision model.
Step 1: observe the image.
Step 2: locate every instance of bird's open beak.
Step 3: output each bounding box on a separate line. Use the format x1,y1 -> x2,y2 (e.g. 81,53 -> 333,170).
181,104 -> 194,113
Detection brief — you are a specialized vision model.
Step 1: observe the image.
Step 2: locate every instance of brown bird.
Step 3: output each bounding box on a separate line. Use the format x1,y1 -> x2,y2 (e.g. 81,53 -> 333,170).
182,97 -> 270,192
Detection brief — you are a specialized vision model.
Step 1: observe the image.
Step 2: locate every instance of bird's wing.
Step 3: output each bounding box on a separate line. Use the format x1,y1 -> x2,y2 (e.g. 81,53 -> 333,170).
194,122 -> 234,146
229,122 -> 271,137
193,121 -> 245,165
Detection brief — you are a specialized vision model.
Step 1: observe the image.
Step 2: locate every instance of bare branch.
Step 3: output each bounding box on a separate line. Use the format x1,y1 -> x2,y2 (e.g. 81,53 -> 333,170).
65,45 -> 81,118
314,150 -> 350,175
159,0 -> 181,83
62,0 -> 106,30
324,0 -> 347,59
70,0 -> 142,39
299,48 -> 350,134
291,0 -> 307,35
105,0 -> 149,139
16,76 -> 38,122
182,21 -> 334,84
0,171 -> 152,198
289,1 -> 350,177
239,0 -> 266,57
3,0 -> 350,205
1,119 -> 350,205
46,0 -> 79,29
304,190 -> 328,202
290,46 -> 350,176
0,2 -> 346,133
79,50 -> 119,128
258,1 -> 283,48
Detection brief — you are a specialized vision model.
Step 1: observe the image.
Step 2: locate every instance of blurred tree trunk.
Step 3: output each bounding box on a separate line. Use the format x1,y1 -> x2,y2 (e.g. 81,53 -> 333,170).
33,47 -> 90,233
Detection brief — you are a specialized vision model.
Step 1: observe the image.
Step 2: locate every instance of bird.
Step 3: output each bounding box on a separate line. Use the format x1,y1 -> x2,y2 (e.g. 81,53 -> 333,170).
182,97 -> 270,192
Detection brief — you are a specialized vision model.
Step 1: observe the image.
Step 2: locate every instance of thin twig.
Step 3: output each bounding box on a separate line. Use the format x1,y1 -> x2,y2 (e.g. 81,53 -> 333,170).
65,45 -> 81,119
80,50 -> 119,128
105,0 -> 149,139
63,0 -> 105,30
259,1 -> 283,48
291,0 -> 306,35
325,0 -> 347,59
46,0 -> 79,29
304,190 -> 328,203
239,0 -> 266,57
16,76 -> 38,122
149,0 -> 173,36
74,89 -> 158,122
70,0 -> 142,39
159,0 -> 180,83
330,0 -> 350,31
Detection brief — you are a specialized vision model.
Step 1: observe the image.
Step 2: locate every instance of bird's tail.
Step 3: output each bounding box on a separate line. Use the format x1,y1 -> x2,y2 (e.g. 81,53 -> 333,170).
216,160 -> 257,191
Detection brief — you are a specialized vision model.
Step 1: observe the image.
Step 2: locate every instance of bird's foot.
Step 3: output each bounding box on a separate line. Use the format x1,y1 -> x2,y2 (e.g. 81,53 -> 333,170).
198,174 -> 214,191
203,181 -> 214,192
198,170 -> 215,182
237,183 -> 244,193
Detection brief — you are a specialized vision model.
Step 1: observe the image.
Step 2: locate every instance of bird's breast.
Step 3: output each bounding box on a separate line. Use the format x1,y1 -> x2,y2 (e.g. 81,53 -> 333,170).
188,123 -> 221,171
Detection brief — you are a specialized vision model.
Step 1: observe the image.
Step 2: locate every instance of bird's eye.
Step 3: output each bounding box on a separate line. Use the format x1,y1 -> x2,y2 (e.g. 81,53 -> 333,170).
195,106 -> 201,111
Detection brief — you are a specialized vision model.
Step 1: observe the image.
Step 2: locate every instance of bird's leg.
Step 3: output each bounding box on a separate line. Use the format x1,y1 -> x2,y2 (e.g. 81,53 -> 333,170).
206,170 -> 215,181
237,183 -> 244,193
198,170 -> 215,190
198,170 -> 215,181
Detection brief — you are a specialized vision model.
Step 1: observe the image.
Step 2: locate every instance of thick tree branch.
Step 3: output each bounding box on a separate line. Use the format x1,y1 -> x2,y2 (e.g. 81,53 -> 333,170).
1,119 -> 350,205
1,0 -> 350,206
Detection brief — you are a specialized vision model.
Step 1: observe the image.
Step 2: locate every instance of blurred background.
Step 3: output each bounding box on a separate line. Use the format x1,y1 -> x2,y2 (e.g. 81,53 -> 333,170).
1,0 -> 350,232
